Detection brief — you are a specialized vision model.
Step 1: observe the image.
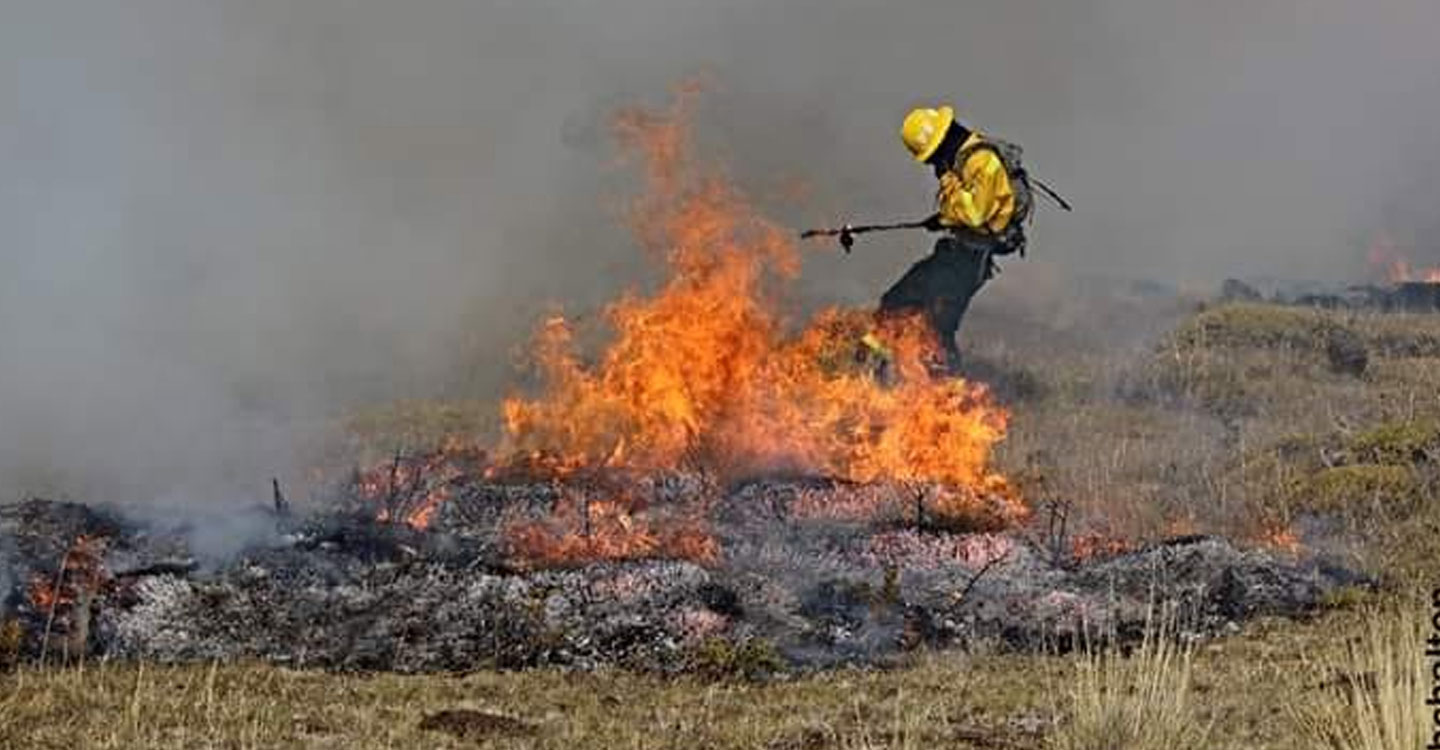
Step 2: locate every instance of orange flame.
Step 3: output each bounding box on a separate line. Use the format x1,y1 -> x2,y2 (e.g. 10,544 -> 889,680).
503,491 -> 719,568
25,535 -> 107,613
352,85 -> 1023,543
1069,531 -> 1132,564
1252,521 -> 1303,556
498,87 -> 1021,527
1368,232 -> 1440,283
26,576 -> 59,611
354,440 -> 486,530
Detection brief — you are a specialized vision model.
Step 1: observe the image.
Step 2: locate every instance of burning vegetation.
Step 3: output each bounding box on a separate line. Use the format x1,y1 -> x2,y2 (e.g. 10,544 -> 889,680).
1369,231 -> 1440,284
418,87 -> 1020,552
335,87 -> 1025,575
502,490 -> 719,569
352,439 -> 487,531
0,90 -> 1379,676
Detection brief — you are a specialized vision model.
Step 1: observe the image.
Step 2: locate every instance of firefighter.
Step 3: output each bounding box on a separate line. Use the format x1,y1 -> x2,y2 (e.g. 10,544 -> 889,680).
872,104 -> 1033,373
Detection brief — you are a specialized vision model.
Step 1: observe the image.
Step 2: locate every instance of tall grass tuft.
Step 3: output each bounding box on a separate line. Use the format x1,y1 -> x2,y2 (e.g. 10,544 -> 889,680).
1296,604 -> 1427,750
1049,617 -> 1211,750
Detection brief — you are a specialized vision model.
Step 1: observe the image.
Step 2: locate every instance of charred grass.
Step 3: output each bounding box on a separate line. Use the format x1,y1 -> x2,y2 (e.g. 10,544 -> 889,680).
3,298 -> 1438,748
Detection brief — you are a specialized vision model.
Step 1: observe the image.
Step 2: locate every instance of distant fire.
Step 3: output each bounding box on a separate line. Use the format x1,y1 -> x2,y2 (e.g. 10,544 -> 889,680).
25,535 -> 106,614
1252,521 -> 1303,556
1368,232 -> 1440,283
1069,531 -> 1132,564
1389,259 -> 1440,284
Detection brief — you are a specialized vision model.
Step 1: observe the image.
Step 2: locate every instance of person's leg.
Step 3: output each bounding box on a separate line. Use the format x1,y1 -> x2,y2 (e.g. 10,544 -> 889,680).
871,253 -> 943,382
920,238 -> 988,372
876,237 -> 994,374
879,253 -> 940,317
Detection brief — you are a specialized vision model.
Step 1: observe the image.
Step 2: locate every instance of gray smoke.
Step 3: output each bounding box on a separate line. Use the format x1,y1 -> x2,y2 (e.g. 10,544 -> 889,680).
3,0 -> 1439,520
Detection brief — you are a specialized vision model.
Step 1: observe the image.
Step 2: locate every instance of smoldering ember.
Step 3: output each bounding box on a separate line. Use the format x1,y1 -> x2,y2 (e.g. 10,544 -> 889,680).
0,93 -> 1376,677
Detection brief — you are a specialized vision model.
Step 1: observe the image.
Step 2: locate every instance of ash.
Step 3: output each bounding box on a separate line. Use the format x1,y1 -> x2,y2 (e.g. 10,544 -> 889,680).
0,475 -> 1366,673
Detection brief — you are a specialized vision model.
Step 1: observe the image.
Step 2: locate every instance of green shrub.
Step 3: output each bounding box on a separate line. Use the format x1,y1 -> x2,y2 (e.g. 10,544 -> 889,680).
686,637 -> 786,680
1348,420 -> 1440,465
1303,465 -> 1420,515
1169,303 -> 1334,353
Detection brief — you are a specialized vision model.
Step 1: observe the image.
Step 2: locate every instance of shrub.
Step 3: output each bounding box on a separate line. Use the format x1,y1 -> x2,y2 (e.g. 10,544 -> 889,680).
0,619 -> 20,671
1303,465 -> 1421,516
1168,303 -> 1333,353
686,637 -> 786,679
1348,420 -> 1440,465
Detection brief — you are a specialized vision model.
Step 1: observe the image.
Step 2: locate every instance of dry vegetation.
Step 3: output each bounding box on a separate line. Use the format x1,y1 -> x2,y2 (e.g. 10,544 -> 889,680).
1049,615 -> 1210,750
976,298 -> 1440,583
0,608 -> 1409,749
3,297 -> 1438,748
1293,603 -> 1429,750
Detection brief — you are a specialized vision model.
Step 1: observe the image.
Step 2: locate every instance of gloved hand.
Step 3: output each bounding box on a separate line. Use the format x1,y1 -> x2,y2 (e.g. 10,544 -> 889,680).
921,213 -> 946,232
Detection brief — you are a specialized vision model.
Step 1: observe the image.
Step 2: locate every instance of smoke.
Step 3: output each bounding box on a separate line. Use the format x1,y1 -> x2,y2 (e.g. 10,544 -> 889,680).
3,0 -> 1439,517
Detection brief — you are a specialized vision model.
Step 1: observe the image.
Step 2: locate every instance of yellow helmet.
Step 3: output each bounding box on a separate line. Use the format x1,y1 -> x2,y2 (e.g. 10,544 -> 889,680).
900,105 -> 955,163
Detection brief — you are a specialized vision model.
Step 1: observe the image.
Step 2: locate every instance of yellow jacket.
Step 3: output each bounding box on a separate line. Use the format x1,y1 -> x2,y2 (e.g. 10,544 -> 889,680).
935,133 -> 1015,234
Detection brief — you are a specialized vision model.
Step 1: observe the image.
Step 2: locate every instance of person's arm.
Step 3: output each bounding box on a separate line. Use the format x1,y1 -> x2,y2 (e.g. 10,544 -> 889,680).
935,149 -> 1013,231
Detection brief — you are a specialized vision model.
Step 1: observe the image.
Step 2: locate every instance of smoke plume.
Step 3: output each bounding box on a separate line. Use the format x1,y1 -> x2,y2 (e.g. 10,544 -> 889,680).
3,0 -> 1439,517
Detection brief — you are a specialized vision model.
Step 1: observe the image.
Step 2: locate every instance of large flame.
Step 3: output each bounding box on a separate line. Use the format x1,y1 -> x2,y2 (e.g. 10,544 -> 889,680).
498,86 -> 1021,526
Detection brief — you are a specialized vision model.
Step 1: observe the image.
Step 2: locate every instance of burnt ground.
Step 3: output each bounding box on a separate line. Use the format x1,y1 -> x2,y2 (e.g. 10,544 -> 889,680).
0,472 -> 1364,673
6,282 -> 1424,676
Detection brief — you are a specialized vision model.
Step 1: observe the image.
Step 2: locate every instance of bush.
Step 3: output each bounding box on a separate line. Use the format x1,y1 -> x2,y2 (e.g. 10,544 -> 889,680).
1348,420 -> 1440,465
1169,303 -> 1334,353
686,637 -> 786,680
1303,465 -> 1421,516
0,619 -> 20,671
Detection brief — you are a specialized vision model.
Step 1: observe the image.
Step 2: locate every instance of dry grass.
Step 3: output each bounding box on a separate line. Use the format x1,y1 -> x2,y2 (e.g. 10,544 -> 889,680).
1048,617 -> 1211,750
1293,604 -> 1430,750
0,653 -> 1069,750
4,298 -> 1438,748
0,608 -> 1411,750
970,301 -> 1440,578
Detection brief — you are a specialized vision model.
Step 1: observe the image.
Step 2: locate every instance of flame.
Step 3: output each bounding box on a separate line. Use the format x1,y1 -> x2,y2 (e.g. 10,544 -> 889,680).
1069,531 -> 1132,563
26,576 -> 59,611
25,535 -> 107,613
350,84 -> 1023,545
1252,521 -> 1303,556
503,491 -> 719,568
1368,232 -> 1440,283
497,86 -> 1022,527
353,439 -> 486,530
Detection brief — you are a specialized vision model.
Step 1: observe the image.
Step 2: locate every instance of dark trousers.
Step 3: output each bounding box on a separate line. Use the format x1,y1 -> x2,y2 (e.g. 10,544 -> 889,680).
878,234 -> 997,370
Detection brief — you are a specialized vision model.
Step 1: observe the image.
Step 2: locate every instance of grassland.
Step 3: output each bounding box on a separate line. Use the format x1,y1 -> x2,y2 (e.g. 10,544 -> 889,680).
3,296 -> 1438,748
0,607 -> 1407,750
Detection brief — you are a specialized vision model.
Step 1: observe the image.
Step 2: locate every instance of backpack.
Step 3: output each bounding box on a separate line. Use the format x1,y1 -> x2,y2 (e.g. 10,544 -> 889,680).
955,136 -> 1033,256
